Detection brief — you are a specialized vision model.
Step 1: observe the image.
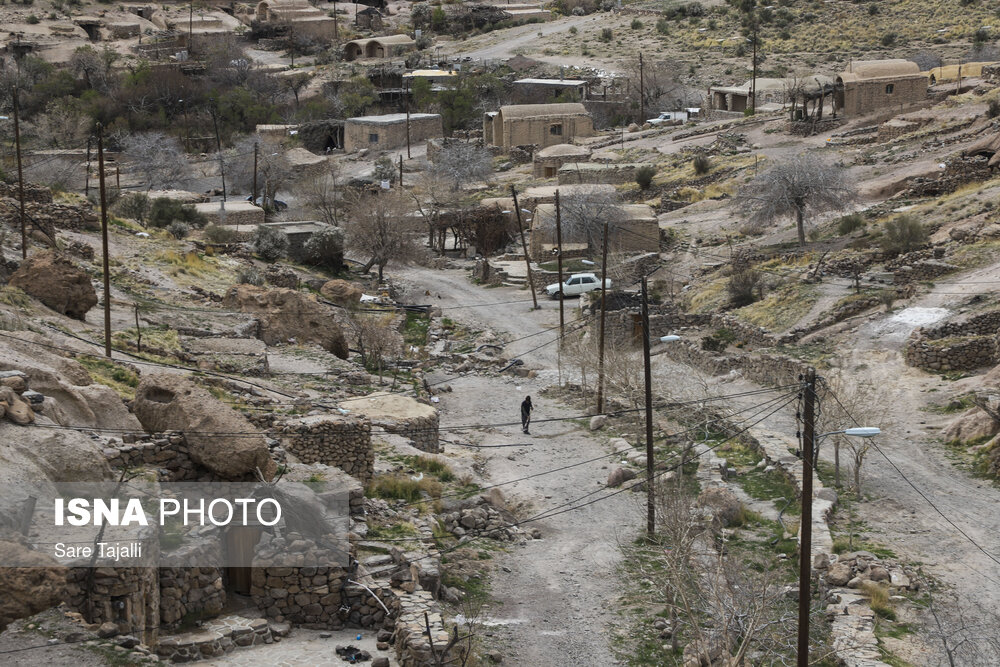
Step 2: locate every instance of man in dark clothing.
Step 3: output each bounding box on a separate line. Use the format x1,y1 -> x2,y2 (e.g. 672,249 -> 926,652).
521,396 -> 533,434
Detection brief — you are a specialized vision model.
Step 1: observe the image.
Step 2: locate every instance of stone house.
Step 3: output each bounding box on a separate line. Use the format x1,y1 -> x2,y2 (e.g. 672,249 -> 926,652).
252,0 -> 337,39
343,113 -> 443,152
835,60 -> 927,117
484,103 -> 595,151
344,34 -> 416,61
511,78 -> 588,105
529,202 -> 658,256
355,6 -> 383,30
532,143 -> 591,178
710,76 -> 833,112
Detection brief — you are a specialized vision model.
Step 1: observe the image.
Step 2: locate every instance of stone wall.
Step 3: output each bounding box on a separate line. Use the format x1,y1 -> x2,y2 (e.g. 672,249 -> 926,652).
375,413 -> 440,454
0,198 -> 98,234
103,433 -> 204,481
556,163 -> 639,185
281,415 -> 374,484
159,564 -> 226,628
659,340 -> 809,388
66,566 -> 161,646
0,182 -> 53,203
904,335 -> 995,372
913,308 -> 1000,340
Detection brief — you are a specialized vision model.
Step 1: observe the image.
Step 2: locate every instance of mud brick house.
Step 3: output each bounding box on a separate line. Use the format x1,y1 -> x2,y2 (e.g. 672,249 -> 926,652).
344,113 -> 443,152
252,0 -> 337,39
835,59 -> 927,116
344,34 -> 416,61
533,143 -> 591,178
530,203 -> 658,256
484,103 -> 595,150
512,78 -> 588,104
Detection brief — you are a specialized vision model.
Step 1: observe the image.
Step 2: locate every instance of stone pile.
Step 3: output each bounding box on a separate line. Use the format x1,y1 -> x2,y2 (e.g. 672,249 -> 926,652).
281,415 -> 374,483
819,550 -> 917,592
265,264 -> 300,289
440,499 -> 522,542
102,433 -> 203,481
0,371 -> 36,425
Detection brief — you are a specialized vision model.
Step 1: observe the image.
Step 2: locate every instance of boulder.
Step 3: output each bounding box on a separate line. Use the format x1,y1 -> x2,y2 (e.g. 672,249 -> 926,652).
869,565 -> 890,582
607,467 -> 636,488
319,280 -> 363,307
826,561 -> 852,586
265,264 -> 300,290
8,252 -> 97,320
942,407 -> 1000,444
589,415 -> 607,431
222,285 -> 349,359
697,487 -> 742,527
132,374 -> 277,480
0,387 -> 33,425
0,541 -> 67,632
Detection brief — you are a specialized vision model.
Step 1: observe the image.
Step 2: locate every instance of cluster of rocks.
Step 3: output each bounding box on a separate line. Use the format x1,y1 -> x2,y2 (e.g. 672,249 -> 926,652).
282,415 -> 374,483
102,433 -> 204,481
8,251 -> 98,320
439,498 -> 523,542
265,264 -> 300,289
904,155 -> 992,197
0,371 -> 38,425
159,566 -> 226,627
818,550 -> 916,592
320,279 -> 364,307
222,284 -> 349,359
155,615 -> 278,662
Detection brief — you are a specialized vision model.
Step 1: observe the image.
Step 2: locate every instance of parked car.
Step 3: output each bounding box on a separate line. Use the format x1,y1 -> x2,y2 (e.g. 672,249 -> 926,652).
646,111 -> 688,126
545,273 -> 611,298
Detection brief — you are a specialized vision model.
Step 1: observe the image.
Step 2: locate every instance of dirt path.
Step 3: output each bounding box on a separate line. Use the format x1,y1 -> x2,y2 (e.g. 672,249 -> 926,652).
398,266 -> 631,665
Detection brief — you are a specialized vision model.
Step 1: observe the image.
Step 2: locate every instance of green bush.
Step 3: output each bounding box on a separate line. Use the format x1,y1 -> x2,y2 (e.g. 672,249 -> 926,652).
204,223 -> 239,244
656,18 -> 669,34
693,154 -> 712,175
236,266 -> 264,286
635,165 -> 656,190
148,198 -> 206,229
988,99 -> 1000,119
630,18 -> 643,29
253,225 -> 288,262
881,32 -> 897,47
880,215 -> 928,254
600,27 -> 613,42
167,221 -> 190,239
301,226 -> 344,271
837,213 -> 865,235
114,192 -> 150,224
26,13 -> 39,23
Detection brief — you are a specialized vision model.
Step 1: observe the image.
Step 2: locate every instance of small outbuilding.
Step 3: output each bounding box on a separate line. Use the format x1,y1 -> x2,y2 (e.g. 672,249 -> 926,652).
344,113 -> 443,152
532,144 -> 591,178
344,34 -> 416,61
835,60 -> 927,117
512,78 -> 588,105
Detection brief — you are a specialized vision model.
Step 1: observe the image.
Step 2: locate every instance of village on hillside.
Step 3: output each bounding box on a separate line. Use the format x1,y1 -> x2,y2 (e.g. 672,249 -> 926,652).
2,0 -> 1000,665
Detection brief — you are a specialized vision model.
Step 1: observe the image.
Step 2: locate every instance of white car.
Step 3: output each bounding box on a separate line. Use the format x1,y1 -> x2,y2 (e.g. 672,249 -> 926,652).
646,111 -> 685,126
545,273 -> 611,298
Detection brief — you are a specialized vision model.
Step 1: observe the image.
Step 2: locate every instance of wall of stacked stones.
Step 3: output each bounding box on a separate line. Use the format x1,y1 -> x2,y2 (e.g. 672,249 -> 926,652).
282,417 -> 374,483
66,566 -> 161,646
0,182 -> 53,203
904,334 -> 996,371
0,198 -> 97,232
916,309 -> 1000,340
375,414 -> 440,454
159,565 -> 226,628
103,434 -> 203,481
660,341 -> 809,388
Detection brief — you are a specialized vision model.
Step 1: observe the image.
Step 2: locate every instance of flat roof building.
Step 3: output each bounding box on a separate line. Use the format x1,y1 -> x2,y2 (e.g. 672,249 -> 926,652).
344,113 -> 443,152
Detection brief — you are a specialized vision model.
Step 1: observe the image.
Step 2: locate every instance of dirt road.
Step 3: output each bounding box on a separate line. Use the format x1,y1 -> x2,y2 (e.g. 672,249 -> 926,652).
398,266 -> 630,665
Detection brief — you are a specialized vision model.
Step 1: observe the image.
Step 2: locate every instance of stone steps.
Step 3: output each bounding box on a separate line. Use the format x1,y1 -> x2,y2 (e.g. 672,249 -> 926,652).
155,615 -> 283,663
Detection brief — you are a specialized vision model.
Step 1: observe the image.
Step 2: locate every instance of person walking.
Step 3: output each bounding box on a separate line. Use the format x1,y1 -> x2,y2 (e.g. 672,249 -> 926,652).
520,396 -> 533,434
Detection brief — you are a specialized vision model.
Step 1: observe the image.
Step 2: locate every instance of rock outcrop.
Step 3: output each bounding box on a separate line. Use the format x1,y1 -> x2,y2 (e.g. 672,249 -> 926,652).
8,252 -> 98,320
0,541 -> 67,632
319,279 -> 363,307
132,374 -> 277,480
222,285 -> 349,359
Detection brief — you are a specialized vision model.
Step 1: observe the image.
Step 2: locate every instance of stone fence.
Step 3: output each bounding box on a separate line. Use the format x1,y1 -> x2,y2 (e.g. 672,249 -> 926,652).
375,413 -> 440,454
658,340 -> 810,389
914,308 -> 1000,340
0,182 -> 52,203
103,433 -> 204,481
904,309 -> 1000,372
281,415 -> 374,483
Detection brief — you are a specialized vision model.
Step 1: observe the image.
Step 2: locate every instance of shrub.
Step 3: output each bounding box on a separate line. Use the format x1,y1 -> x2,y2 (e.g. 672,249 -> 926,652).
861,581 -> 896,620
881,32 -> 897,47
600,27 -> 613,42
880,215 -> 928,254
837,213 -> 865,235
989,99 -> 1000,119
236,266 -> 264,286
148,198 -> 206,229
415,34 -> 432,50
302,226 -> 344,271
114,192 -> 150,224
693,154 -> 712,175
630,18 -> 643,29
373,155 -> 397,185
726,263 -> 763,307
868,3 -> 878,15
656,18 -> 669,34
569,26 -> 577,34
253,225 -> 288,262
167,221 -> 190,239
26,13 -> 38,23
635,165 -> 656,190
204,223 -> 239,244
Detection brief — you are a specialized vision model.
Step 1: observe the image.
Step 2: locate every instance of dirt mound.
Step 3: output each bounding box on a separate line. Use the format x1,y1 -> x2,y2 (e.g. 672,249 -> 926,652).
8,252 -> 97,320
132,373 -> 276,480
222,285 -> 349,359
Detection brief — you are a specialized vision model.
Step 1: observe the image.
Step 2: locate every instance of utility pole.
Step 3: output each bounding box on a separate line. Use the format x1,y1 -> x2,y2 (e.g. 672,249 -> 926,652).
211,107 -> 227,202
796,366 -> 817,667
115,165 -> 120,193
188,1 -> 193,48
333,0 -> 338,39
405,80 -> 411,159
13,86 -> 26,259
750,22 -> 758,114
555,189 -> 565,387
641,276 -> 655,537
510,186 -> 538,310
97,124 -> 112,359
252,141 -> 259,205
398,154 -> 403,187
85,136 -> 92,198
596,220 -> 609,413
639,52 -> 645,125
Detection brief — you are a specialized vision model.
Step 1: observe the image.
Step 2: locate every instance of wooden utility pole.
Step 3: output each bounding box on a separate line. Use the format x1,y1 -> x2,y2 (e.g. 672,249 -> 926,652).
188,1 -> 193,47
333,0 -> 338,39
97,124 -> 112,359
750,22 -> 758,114
796,367 -> 817,667
639,52 -> 645,124
641,276 -> 655,537
405,80 -> 411,159
85,136 -> 92,197
596,221 -> 609,413
115,165 -> 120,192
13,86 -> 26,259
134,304 -> 142,354
211,108 -> 227,202
555,189 -> 565,338
399,154 -> 403,186
252,141 -> 259,204
510,186 -> 538,310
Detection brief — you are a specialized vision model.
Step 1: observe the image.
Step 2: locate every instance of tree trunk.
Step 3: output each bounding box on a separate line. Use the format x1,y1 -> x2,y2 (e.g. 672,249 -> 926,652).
796,207 -> 805,246
361,256 -> 376,274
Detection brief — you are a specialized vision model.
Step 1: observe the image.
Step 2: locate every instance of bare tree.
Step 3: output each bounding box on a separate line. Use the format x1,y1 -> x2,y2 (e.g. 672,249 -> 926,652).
344,190 -> 420,282
818,374 -> 893,494
925,587 -> 1000,667
121,132 -> 189,191
429,142 -> 494,191
624,57 -> 698,117
24,157 -> 84,194
353,312 -> 403,381
297,164 -> 344,225
226,135 -> 292,207
734,154 -> 857,246
558,186 -> 624,251
26,100 -> 91,149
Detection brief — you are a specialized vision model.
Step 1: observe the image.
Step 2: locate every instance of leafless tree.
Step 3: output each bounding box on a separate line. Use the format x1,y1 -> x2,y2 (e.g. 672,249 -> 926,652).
24,157 -> 84,193
344,189 -> 420,282
818,374 -> 893,494
558,186 -> 624,252
297,164 -> 344,225
352,312 -> 403,381
121,132 -> 189,191
624,57 -> 698,117
26,100 -> 91,149
226,135 -> 292,206
925,587 -> 1000,667
734,154 -> 857,246
68,45 -> 120,95
429,142 -> 494,191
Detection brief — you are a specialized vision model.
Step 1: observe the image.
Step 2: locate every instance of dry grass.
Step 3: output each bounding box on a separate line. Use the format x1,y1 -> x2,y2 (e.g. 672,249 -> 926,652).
861,581 -> 896,620
736,283 -> 819,332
